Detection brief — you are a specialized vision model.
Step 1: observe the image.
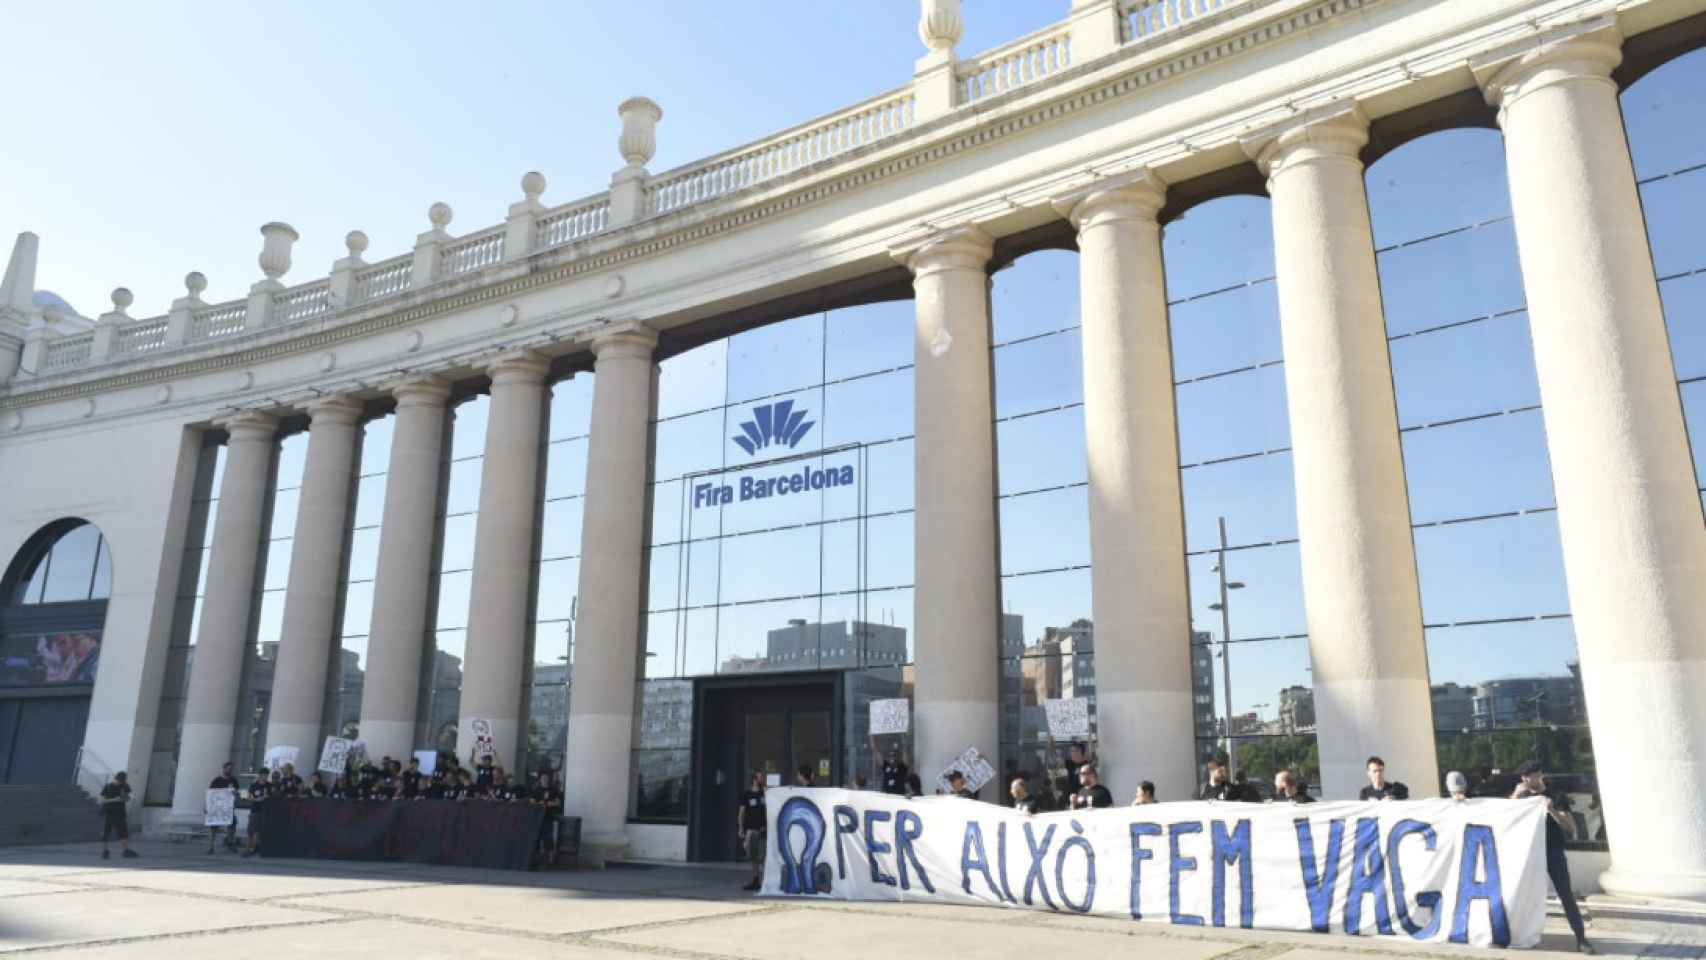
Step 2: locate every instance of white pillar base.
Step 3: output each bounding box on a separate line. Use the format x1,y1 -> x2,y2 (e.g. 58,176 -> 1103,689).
1094,689 -> 1197,805
358,719 -> 417,765
169,721 -> 233,816
564,711 -> 633,854
914,698 -> 998,798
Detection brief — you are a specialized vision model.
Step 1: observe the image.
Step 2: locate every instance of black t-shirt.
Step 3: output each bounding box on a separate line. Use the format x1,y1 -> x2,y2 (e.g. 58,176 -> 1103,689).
1012,796 -> 1038,815
1287,792 -> 1317,804
209,775 -> 238,791
1071,784 -> 1114,810
1064,759 -> 1085,797
739,790 -> 767,831
1198,779 -> 1237,801
310,781 -> 328,797
1540,793 -> 1573,851
401,770 -> 422,798
424,781 -> 446,800
880,762 -> 909,795
475,765 -> 496,788
1360,781 -> 1410,801
281,774 -> 304,797
247,780 -> 271,808
99,782 -> 130,811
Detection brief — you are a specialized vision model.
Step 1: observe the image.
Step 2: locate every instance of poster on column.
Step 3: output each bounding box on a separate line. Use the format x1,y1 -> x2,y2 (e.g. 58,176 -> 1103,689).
761,789 -> 1548,948
469,719 -> 495,762
319,737 -> 353,775
869,699 -> 910,736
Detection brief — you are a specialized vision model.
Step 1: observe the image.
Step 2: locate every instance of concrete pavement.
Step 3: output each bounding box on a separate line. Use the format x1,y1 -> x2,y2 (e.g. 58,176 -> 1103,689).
1,840 -> 1703,958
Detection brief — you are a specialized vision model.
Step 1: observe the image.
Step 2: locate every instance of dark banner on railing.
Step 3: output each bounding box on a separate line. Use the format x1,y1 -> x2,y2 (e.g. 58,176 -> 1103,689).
762,789 -> 1549,948
260,798 -> 543,871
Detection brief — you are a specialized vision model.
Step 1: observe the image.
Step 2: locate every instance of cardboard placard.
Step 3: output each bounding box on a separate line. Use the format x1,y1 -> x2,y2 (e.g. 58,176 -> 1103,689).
264,745 -> 299,773
414,750 -> 438,776
204,787 -> 235,826
868,698 -> 910,735
1044,697 -> 1091,738
319,736 -> 353,775
936,746 -> 995,794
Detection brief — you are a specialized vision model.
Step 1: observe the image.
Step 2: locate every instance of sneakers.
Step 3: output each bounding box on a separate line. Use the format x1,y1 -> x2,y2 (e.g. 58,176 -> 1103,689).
121,849 -> 139,859
240,849 -> 255,859
1577,938 -> 1597,955
741,879 -> 761,892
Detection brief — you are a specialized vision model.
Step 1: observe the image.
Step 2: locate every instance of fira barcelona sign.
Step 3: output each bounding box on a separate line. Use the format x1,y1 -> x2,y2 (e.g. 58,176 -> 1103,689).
695,401 -> 856,509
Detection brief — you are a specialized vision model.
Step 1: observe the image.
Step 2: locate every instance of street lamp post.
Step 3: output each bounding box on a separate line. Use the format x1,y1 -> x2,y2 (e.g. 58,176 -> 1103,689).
1207,516 -> 1246,777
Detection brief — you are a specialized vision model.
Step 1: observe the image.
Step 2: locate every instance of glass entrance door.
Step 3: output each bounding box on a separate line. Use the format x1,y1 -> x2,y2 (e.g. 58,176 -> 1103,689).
694,680 -> 837,861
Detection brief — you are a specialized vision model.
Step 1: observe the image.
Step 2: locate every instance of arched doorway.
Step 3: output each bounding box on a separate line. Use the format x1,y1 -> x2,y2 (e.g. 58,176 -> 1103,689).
0,519 -> 111,783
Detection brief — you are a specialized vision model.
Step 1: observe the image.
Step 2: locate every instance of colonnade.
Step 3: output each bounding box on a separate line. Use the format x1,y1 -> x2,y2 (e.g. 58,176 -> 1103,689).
162,27 -> 1706,894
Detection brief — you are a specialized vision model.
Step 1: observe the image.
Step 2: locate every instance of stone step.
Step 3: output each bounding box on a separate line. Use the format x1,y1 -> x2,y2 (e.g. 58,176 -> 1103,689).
0,783 -> 109,847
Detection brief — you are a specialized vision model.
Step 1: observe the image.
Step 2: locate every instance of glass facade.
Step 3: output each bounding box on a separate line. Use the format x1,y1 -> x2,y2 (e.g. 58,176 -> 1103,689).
332,414 -> 393,741
1368,128 -> 1595,841
1165,195 -> 1314,794
988,250 -> 1099,800
639,299 -> 917,820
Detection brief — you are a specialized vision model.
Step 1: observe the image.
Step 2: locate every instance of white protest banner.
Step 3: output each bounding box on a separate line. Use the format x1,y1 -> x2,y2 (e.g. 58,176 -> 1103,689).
1044,698 -> 1091,739
319,736 -> 352,775
204,788 -> 235,827
869,699 -> 910,736
762,789 -> 1547,948
469,718 -> 495,761
264,745 -> 298,773
414,750 -> 438,776
936,747 -> 995,794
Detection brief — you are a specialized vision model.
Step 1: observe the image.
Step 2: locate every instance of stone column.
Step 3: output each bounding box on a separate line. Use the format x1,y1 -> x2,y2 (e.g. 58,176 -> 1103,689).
892,226 -> 1000,794
358,376 -> 452,761
458,351 -> 549,771
1484,28 -> 1706,899
263,395 -> 363,771
563,325 -> 656,857
1245,107 -> 1438,799
170,410 -> 277,816
1053,173 -> 1196,802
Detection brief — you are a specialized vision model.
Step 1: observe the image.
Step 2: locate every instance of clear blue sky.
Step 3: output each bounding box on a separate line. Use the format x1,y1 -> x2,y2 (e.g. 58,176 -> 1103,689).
1,1 -> 1061,318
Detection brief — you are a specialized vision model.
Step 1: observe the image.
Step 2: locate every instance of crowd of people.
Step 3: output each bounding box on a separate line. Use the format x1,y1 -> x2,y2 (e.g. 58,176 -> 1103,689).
198,752 -> 567,862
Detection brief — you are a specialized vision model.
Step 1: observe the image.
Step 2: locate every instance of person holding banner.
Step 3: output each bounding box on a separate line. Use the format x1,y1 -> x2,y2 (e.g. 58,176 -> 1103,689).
1070,765 -> 1114,809
880,749 -> 909,796
308,771 -> 329,797
739,770 -> 767,891
1132,780 -> 1157,805
1515,760 -> 1595,954
1273,768 -> 1315,804
206,762 -> 240,853
1359,756 -> 1410,801
1009,778 -> 1038,814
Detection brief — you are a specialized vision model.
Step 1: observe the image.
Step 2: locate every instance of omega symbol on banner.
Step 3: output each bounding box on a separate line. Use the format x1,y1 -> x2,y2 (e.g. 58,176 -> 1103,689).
733,400 -> 815,455
776,797 -> 833,894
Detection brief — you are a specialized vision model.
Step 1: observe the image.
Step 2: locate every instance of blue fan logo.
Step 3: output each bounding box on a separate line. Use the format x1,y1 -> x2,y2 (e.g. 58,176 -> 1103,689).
733,400 -> 814,456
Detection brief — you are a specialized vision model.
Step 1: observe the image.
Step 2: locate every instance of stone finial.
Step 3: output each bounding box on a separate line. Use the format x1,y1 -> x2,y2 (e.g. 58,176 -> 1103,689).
918,0 -> 963,53
109,287 -> 133,317
258,222 -> 299,282
185,271 -> 208,299
521,171 -> 547,200
428,202 -> 453,232
0,231 -> 40,314
617,97 -> 663,169
345,230 -> 370,258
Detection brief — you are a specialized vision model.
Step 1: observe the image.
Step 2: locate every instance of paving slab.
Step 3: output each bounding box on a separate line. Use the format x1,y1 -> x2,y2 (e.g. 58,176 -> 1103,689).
63,864 -> 434,901
600,905 -> 1243,960
781,895 -> 1034,923
289,881 -> 770,935
22,918 -> 641,959
0,877 -> 82,898
0,887 -> 341,952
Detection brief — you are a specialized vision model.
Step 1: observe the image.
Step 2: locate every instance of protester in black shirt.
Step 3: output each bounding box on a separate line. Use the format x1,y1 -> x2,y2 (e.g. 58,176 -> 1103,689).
308,772 -> 329,798
474,756 -> 496,791
944,770 -> 975,799
206,762 -> 240,853
880,750 -> 910,795
1515,761 -> 1595,954
1274,768 -> 1315,803
99,772 -> 137,860
1064,743 -> 1091,797
424,771 -> 447,800
1197,760 -> 1238,801
1358,756 -> 1410,801
279,763 -> 304,798
242,770 -> 270,858
904,773 -> 923,798
1009,777 -> 1038,815
738,771 -> 768,891
401,758 -> 422,799
330,774 -> 352,800
1070,764 -> 1114,809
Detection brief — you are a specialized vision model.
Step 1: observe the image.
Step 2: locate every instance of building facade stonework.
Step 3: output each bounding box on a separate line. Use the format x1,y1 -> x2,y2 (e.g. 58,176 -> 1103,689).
2,0 -> 1705,896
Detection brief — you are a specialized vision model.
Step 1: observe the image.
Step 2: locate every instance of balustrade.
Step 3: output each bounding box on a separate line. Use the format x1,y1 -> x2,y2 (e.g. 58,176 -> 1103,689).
354,256 -> 413,303
190,301 -> 248,342
111,318 -> 171,357
271,282 -> 333,325
958,26 -> 1072,103
440,228 -> 506,278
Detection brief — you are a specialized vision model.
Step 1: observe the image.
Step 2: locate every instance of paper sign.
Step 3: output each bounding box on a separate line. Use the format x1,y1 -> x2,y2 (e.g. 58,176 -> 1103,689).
470,718 -> 495,760
868,698 -> 910,735
414,750 -> 438,775
936,746 -> 995,794
766,773 -> 782,787
817,757 -> 831,780
318,736 -> 352,775
264,745 -> 298,773
204,788 -> 235,826
1044,697 -> 1091,738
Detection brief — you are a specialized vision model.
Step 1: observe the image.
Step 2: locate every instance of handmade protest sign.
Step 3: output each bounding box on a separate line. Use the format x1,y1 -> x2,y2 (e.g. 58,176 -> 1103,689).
204,788 -> 235,827
1043,698 -> 1091,739
319,736 -> 352,775
470,718 -> 495,761
935,747 -> 995,794
414,750 -> 438,775
264,745 -> 299,773
763,789 -> 1546,948
869,699 -> 910,736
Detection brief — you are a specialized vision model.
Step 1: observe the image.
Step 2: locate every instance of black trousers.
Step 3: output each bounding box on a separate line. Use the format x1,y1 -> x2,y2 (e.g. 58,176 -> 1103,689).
1548,848 -> 1586,941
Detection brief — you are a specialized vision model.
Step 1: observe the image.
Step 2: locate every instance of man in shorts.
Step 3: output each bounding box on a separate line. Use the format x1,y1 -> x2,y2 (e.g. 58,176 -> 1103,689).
738,770 -> 767,891
99,772 -> 138,859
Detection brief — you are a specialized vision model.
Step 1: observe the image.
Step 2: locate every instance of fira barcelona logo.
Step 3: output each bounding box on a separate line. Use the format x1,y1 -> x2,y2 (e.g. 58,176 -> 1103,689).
733,400 -> 814,455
